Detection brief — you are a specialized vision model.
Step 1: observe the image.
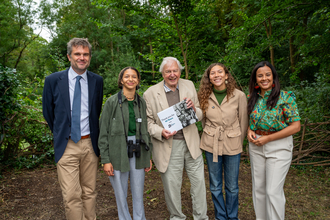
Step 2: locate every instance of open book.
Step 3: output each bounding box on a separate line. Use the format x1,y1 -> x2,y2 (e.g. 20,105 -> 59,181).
157,100 -> 199,132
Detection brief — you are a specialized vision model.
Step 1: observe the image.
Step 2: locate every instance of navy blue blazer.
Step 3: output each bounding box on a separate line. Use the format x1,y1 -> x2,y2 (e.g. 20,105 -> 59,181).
42,69 -> 103,163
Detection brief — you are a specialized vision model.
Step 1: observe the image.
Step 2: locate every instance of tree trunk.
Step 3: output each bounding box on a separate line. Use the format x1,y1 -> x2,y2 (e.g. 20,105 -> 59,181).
172,14 -> 189,79
122,9 -> 126,25
149,37 -> 155,79
289,36 -> 295,73
14,43 -> 28,69
140,42 -> 145,61
263,19 -> 275,67
298,16 -> 309,81
106,8 -> 114,63
110,40 -> 114,63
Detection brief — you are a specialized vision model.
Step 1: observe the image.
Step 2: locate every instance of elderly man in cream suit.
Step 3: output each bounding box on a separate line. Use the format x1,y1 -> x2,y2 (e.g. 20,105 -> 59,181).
143,57 -> 208,220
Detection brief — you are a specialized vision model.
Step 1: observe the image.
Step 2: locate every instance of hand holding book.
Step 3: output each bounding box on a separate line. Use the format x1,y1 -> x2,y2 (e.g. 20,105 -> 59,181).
184,97 -> 196,112
157,100 -> 199,133
161,129 -> 177,140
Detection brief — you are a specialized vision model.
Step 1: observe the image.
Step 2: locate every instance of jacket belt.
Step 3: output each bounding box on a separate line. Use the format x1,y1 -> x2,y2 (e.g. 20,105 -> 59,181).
213,125 -> 224,163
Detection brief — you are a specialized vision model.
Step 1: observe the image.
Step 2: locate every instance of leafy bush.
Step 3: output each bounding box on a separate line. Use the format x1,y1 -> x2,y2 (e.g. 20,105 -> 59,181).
286,72 -> 330,123
98,48 -> 142,96
0,64 -> 20,157
0,66 -> 54,172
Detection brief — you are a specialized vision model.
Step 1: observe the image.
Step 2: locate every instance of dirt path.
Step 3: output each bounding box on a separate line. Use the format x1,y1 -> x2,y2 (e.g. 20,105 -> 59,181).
0,163 -> 329,219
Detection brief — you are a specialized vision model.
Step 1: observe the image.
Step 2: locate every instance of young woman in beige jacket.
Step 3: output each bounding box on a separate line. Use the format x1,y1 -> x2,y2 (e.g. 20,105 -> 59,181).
198,63 -> 248,220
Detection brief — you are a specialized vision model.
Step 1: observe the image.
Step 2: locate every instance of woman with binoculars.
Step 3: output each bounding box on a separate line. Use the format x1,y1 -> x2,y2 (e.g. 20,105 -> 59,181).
99,67 -> 153,220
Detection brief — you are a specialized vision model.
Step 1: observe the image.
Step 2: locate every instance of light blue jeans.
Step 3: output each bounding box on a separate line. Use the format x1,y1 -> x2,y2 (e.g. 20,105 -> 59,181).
109,136 -> 146,220
205,151 -> 240,220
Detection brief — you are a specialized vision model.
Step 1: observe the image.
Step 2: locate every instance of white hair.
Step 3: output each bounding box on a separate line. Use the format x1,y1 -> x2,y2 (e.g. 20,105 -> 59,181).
159,57 -> 184,73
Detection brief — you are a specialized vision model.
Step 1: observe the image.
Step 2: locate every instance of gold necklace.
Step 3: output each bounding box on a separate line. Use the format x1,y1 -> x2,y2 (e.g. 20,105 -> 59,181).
123,92 -> 134,100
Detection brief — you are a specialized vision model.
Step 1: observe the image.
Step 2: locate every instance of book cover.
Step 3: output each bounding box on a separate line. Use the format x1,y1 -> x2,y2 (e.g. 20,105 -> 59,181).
157,100 -> 199,132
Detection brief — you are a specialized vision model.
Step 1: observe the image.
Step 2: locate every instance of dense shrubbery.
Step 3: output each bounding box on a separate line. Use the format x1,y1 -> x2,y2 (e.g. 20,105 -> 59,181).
1,65 -> 20,162
1,0 -> 329,171
286,72 -> 330,123
1,64 -> 329,172
99,49 -> 143,96
0,65 -> 54,173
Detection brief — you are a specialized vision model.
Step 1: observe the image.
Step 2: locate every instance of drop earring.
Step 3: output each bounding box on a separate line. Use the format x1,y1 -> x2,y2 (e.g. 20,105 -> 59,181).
254,83 -> 260,89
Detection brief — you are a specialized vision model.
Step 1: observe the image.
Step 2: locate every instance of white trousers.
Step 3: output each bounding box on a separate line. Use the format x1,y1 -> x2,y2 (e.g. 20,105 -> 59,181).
249,135 -> 293,220
160,139 -> 208,220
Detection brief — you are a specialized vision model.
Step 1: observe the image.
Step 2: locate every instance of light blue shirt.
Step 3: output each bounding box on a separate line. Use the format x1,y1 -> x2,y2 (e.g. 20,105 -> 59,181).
164,81 -> 179,93
68,67 -> 90,136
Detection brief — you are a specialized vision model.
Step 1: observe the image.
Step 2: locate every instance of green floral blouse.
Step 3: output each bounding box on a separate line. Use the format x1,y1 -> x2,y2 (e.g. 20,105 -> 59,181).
249,90 -> 301,131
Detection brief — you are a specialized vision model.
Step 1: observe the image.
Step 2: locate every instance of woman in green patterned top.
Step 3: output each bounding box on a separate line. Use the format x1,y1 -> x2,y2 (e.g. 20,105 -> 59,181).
99,67 -> 152,220
247,61 -> 301,220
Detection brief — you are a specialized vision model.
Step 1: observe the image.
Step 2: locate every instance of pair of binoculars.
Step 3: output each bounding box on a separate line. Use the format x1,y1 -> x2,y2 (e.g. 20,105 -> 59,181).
127,139 -> 150,158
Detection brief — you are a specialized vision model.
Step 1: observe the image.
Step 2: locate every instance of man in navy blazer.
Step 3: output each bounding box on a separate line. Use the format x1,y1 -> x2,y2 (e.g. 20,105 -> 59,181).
43,38 -> 103,220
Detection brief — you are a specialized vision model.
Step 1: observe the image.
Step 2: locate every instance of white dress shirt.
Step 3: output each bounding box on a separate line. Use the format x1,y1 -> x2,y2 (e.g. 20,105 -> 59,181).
68,67 -> 90,136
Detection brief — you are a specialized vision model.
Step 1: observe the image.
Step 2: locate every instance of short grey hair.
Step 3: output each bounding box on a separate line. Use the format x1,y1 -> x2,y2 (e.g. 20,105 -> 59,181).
67,38 -> 92,57
159,57 -> 184,73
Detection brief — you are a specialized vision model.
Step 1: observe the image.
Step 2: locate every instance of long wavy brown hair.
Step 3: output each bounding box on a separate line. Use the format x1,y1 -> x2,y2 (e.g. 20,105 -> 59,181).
198,63 -> 238,116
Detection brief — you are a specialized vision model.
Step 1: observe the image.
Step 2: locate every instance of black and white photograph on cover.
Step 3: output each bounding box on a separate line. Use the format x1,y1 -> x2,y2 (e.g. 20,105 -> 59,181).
173,100 -> 198,128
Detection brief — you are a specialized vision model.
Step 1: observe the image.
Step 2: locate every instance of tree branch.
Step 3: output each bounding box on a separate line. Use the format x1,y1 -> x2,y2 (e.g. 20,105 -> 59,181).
248,3 -> 311,37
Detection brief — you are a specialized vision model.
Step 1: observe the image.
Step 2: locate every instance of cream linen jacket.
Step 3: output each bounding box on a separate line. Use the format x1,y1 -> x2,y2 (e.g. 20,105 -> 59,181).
200,88 -> 248,162
143,79 -> 203,173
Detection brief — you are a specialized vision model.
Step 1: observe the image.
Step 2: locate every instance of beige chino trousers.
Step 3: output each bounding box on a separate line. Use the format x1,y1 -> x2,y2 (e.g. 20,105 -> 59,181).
249,135 -> 293,220
57,138 -> 99,220
160,139 -> 208,220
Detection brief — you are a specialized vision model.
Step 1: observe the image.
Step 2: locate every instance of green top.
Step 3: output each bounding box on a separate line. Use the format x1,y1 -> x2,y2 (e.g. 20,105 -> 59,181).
249,90 -> 301,131
128,101 -> 136,136
213,87 -> 227,105
98,90 -> 152,172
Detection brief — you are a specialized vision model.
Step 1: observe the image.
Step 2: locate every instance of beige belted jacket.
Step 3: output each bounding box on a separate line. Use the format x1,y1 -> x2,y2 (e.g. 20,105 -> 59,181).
200,88 -> 248,162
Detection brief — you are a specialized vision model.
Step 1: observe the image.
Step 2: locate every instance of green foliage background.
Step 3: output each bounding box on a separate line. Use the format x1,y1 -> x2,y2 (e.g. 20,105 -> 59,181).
0,0 -> 329,172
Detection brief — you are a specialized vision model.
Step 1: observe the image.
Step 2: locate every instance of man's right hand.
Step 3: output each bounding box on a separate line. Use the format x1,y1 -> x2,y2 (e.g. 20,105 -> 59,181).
162,129 -> 177,140
103,163 -> 114,176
